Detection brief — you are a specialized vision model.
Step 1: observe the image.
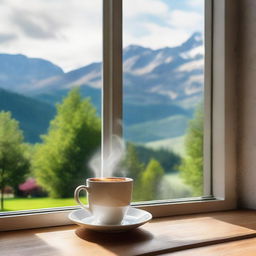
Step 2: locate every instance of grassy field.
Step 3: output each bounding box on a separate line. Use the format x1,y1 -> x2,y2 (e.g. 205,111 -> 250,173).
1,197 -> 87,212
1,173 -> 192,212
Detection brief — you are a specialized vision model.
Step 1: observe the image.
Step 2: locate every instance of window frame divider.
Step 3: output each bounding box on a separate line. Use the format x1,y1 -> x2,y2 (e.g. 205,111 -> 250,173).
203,0 -> 213,197
102,0 -> 123,159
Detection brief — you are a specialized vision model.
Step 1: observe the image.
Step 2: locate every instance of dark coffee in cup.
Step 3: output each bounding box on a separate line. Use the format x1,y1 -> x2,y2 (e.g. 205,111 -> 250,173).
90,177 -> 127,182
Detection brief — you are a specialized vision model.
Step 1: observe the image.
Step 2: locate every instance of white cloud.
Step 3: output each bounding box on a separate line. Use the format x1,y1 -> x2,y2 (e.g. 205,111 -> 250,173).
124,0 -> 169,18
0,0 -> 102,71
124,22 -> 191,49
188,0 -> 204,8
167,10 -> 203,30
123,7 -> 203,50
124,0 -> 203,49
0,0 -> 203,71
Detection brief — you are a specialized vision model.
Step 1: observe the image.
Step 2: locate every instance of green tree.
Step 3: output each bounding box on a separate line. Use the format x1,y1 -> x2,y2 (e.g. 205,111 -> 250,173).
179,104 -> 203,196
0,111 -> 29,210
135,145 -> 181,173
123,143 -> 144,180
141,159 -> 164,201
33,88 -> 101,198
118,143 -> 145,201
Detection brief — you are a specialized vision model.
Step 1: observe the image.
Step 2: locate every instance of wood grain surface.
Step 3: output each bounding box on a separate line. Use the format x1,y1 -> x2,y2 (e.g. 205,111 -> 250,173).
0,210 -> 256,256
160,237 -> 256,256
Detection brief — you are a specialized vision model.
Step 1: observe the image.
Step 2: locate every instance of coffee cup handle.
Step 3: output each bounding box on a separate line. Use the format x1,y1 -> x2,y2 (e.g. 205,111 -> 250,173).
74,185 -> 91,211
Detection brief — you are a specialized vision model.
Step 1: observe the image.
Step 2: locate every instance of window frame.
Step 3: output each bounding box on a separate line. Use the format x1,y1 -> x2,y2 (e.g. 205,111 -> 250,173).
0,0 -> 237,231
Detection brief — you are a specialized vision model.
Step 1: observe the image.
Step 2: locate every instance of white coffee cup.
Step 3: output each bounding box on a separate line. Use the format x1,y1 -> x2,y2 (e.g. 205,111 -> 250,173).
74,177 -> 133,225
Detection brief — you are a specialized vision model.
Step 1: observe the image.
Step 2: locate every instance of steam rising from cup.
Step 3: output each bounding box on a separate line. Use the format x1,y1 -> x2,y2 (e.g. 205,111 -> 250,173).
89,135 -> 126,178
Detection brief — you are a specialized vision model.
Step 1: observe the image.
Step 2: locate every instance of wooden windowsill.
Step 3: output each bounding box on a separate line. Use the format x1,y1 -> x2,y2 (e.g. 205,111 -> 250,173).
1,210 -> 256,256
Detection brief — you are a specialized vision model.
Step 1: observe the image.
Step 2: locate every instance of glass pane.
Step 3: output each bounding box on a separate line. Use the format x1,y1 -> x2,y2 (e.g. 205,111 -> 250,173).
0,1 -> 102,212
123,0 -> 205,202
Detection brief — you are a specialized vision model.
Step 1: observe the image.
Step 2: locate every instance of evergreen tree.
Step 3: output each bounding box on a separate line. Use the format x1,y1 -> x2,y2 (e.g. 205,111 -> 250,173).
179,104 -> 203,196
123,143 -> 144,180
33,88 -> 101,198
141,159 -> 164,201
117,143 -> 144,200
0,111 -> 29,210
135,145 -> 181,173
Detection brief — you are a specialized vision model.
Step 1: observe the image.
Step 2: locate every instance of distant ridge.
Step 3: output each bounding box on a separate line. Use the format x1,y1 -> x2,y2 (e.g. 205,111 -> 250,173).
0,32 -> 203,144
0,32 -> 203,108
0,88 -> 55,143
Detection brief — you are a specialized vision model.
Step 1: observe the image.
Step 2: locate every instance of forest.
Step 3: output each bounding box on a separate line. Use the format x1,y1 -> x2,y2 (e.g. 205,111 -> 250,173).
0,89 -> 203,211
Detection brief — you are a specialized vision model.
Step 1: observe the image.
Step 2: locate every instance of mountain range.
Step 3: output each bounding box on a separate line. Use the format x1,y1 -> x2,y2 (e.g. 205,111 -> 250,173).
0,32 -> 204,146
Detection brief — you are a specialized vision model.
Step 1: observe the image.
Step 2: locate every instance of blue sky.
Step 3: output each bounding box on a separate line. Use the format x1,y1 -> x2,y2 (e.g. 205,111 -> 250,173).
161,0 -> 204,12
123,0 -> 204,50
0,0 -> 204,71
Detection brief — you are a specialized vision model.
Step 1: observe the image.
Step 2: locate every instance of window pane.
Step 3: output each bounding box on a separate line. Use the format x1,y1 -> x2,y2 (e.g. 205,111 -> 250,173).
0,0 -> 102,212
123,0 -> 205,201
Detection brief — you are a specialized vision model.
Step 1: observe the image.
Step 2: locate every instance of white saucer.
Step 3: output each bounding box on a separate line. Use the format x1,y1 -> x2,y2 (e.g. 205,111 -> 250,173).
68,207 -> 152,232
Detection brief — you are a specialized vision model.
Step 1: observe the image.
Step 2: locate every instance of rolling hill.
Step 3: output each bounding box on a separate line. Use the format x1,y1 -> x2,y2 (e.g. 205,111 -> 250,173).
124,115 -> 189,143
0,89 -> 55,143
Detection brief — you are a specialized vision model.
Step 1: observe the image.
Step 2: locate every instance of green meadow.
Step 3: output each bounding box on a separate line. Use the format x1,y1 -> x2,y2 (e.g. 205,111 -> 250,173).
2,197 -> 86,212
